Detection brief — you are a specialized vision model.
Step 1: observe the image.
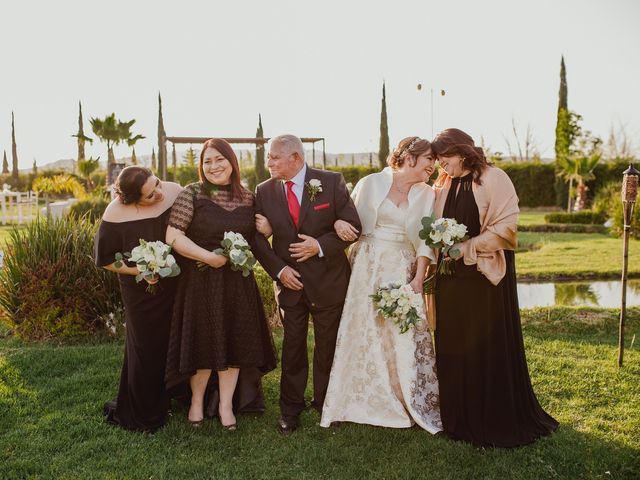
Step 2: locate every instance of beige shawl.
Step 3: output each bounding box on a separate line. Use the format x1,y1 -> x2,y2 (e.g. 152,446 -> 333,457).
433,166 -> 519,286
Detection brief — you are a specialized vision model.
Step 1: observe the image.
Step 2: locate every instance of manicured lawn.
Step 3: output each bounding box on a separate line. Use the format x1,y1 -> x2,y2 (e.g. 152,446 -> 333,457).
1,307 -> 639,479
516,232 -> 640,281
518,209 -> 558,226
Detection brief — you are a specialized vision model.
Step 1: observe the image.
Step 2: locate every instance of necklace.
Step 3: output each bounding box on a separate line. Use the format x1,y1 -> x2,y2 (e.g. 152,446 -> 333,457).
391,183 -> 411,194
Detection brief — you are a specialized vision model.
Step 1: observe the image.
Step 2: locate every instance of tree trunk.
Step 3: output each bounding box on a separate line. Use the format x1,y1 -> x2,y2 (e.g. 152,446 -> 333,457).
574,182 -> 588,211
567,178 -> 573,212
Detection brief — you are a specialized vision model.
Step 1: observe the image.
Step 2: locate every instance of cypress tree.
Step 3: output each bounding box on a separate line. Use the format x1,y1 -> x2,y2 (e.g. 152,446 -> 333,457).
11,112 -> 19,183
157,93 -> 167,180
378,82 -> 389,170
32,159 -> 37,175
151,148 -> 157,172
72,101 -> 92,174
255,114 -> 268,184
554,56 -> 570,207
2,150 -> 8,174
184,147 -> 197,167
131,147 -> 137,165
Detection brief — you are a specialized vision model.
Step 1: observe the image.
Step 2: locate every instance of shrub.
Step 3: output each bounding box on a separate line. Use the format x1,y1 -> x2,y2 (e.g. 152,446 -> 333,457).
544,211 -> 606,225
241,167 -> 257,192
69,196 -> 110,222
592,181 -> 619,215
254,265 -> 279,328
90,170 -> 107,189
326,166 -> 379,185
0,216 -> 121,340
500,163 -> 556,207
587,160 -> 637,201
175,164 -> 199,187
595,180 -> 640,239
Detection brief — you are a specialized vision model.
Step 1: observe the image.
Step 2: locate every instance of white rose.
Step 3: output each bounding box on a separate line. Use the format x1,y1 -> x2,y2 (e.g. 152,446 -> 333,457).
429,231 -> 442,243
309,179 -> 322,188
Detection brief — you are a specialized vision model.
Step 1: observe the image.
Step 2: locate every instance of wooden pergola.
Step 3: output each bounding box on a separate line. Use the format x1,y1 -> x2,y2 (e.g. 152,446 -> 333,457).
159,136 -> 326,179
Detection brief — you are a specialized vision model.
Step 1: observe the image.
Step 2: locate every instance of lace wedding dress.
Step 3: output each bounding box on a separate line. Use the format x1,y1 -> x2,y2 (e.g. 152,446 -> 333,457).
320,198 -> 442,432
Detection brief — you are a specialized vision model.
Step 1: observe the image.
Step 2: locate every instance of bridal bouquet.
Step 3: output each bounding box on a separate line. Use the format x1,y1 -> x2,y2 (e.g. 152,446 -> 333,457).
419,216 -> 468,275
370,282 -> 425,334
115,239 -> 181,294
198,231 -> 256,277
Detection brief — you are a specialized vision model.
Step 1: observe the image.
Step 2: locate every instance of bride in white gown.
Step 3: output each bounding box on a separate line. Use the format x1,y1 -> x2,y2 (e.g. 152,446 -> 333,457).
320,137 -> 442,432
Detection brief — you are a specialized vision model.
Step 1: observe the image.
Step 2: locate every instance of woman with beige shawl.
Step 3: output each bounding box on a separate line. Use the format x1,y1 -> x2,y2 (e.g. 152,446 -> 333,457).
431,128 -> 558,448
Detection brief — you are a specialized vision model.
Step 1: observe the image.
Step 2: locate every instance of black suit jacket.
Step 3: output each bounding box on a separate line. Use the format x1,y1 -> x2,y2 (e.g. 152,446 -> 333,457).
254,166 -> 362,308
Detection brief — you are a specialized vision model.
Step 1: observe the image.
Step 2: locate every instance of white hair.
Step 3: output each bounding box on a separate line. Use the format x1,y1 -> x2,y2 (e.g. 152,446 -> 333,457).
271,134 -> 305,159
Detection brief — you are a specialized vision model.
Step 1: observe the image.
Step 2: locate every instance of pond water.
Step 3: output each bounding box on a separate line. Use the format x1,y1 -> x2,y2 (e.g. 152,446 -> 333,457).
517,280 -> 640,309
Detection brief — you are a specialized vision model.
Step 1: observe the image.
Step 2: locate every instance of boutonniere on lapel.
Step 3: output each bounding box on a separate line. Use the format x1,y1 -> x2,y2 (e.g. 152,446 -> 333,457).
306,179 -> 323,202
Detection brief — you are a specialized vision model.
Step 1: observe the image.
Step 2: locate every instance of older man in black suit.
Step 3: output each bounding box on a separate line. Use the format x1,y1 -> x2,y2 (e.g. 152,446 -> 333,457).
253,134 -> 361,434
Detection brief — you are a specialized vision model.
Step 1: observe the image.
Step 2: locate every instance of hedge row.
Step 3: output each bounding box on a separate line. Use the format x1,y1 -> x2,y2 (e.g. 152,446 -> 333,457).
499,163 -> 556,207
544,211 -> 606,225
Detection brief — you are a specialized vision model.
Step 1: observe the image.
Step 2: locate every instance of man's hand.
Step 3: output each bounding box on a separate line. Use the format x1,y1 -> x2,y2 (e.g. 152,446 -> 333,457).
280,266 -> 304,290
289,234 -> 320,262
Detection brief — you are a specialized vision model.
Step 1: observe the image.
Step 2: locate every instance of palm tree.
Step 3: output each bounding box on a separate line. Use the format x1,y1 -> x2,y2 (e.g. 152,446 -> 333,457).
569,154 -> 601,211
78,157 -> 100,191
90,114 -> 144,167
557,150 -> 601,212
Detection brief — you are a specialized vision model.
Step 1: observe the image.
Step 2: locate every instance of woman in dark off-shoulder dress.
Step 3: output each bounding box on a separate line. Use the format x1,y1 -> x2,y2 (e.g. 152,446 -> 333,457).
94,166 -> 183,433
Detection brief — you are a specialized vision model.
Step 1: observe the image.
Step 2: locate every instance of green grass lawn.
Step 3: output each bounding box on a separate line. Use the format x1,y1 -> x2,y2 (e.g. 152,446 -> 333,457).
516,232 -> 640,281
518,209 -> 558,226
1,307 -> 639,479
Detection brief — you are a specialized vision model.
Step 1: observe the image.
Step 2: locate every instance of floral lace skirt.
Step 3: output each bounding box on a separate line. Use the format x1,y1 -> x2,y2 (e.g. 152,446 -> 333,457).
320,234 -> 442,432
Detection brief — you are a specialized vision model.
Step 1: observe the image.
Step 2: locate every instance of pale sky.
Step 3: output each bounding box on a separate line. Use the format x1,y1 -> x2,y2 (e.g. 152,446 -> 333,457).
1,0 -> 639,169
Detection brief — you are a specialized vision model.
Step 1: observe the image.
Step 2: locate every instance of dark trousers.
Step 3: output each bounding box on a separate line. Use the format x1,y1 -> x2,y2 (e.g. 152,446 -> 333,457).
279,297 -> 343,418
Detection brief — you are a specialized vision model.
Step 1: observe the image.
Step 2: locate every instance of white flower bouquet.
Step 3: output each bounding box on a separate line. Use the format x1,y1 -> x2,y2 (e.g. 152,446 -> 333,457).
369,282 -> 425,334
115,239 -> 181,293
198,231 -> 257,277
419,215 -> 469,275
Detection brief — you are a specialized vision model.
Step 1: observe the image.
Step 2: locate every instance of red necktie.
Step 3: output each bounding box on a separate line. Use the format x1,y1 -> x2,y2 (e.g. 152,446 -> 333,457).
286,180 -> 300,227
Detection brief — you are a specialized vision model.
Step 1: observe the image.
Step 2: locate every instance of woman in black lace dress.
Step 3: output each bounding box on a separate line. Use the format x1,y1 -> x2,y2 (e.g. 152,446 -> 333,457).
94,166 -> 183,433
165,138 -> 276,430
432,128 -> 558,448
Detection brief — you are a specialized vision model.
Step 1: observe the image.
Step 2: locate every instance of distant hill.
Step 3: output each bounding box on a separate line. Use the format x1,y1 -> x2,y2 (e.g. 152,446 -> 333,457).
25,149 -> 382,173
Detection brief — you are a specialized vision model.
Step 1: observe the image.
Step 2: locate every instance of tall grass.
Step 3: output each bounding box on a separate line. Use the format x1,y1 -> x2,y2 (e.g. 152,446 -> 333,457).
0,216 -> 120,339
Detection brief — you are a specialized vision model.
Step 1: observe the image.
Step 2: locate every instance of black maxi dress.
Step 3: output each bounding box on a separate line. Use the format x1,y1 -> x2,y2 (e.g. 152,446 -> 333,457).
435,173 -> 559,448
94,207 -> 179,433
164,183 -> 277,414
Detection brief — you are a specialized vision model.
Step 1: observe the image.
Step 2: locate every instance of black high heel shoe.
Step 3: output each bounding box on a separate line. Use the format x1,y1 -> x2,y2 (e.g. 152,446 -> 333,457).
218,414 -> 237,432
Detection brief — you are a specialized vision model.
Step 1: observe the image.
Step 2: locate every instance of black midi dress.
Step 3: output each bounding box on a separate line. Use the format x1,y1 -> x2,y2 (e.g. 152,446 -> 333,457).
94,207 -> 178,433
164,183 -> 277,413
435,173 -> 559,448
